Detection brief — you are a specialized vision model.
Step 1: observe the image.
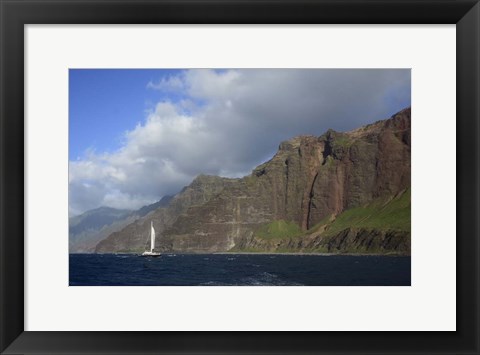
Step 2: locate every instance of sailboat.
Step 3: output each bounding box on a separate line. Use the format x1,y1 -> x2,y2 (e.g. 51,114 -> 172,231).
141,221 -> 161,257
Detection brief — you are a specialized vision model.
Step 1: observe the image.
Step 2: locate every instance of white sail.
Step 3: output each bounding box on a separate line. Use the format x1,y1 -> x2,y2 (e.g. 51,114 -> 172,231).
150,221 -> 155,252
141,221 -> 160,256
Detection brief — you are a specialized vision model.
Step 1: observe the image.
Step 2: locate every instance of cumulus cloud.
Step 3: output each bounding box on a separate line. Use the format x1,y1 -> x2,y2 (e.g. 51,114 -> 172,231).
146,75 -> 184,91
69,69 -> 410,215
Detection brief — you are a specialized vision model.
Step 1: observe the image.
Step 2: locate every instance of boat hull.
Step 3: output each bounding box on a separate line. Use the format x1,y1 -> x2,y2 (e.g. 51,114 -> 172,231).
141,252 -> 161,257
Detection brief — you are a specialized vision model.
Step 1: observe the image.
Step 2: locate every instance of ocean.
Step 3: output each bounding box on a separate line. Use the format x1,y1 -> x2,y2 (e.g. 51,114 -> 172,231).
69,253 -> 411,286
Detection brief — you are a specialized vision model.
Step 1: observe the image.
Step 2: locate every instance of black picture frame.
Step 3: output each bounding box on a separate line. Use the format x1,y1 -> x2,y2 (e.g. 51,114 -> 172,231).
1,0 -> 479,354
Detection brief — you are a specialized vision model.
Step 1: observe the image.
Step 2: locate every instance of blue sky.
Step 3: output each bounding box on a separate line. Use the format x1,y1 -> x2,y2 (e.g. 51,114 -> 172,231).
69,69 -> 411,216
69,69 -> 185,160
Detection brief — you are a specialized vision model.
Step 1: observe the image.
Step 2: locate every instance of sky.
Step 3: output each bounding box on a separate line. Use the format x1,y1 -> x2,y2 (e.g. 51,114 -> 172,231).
69,69 -> 411,216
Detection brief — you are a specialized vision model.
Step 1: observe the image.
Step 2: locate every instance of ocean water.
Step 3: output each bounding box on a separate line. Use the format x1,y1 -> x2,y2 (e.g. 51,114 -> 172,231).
69,253 -> 411,286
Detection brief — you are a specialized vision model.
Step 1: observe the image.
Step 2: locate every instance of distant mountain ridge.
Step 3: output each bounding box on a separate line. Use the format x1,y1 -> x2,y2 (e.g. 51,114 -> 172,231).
69,207 -> 133,236
93,107 -> 411,255
69,196 -> 173,253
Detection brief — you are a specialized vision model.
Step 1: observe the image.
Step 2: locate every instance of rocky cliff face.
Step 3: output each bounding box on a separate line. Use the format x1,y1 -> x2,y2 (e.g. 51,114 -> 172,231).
94,175 -> 237,253
96,107 -> 411,254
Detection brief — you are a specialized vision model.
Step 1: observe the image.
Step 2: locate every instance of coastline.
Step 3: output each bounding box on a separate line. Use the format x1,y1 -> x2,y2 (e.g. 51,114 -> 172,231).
214,252 -> 409,256
73,252 -> 410,257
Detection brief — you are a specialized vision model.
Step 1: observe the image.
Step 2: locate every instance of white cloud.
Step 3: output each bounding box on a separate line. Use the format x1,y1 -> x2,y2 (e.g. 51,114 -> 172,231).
184,69 -> 241,99
146,74 -> 184,91
69,69 -> 411,215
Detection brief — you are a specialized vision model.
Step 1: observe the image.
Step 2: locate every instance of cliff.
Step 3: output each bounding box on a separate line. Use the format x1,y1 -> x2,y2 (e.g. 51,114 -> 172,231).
95,107 -> 411,254
94,175 -> 237,253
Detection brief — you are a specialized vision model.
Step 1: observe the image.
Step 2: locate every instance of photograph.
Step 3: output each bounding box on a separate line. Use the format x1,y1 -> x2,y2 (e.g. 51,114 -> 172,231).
69,68 -> 411,286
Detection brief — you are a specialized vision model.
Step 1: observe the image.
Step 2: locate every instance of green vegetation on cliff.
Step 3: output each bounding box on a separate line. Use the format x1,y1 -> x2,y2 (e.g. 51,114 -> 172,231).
331,134 -> 352,148
323,188 -> 410,236
255,220 -> 303,239
242,189 -> 410,255
254,188 -> 410,241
